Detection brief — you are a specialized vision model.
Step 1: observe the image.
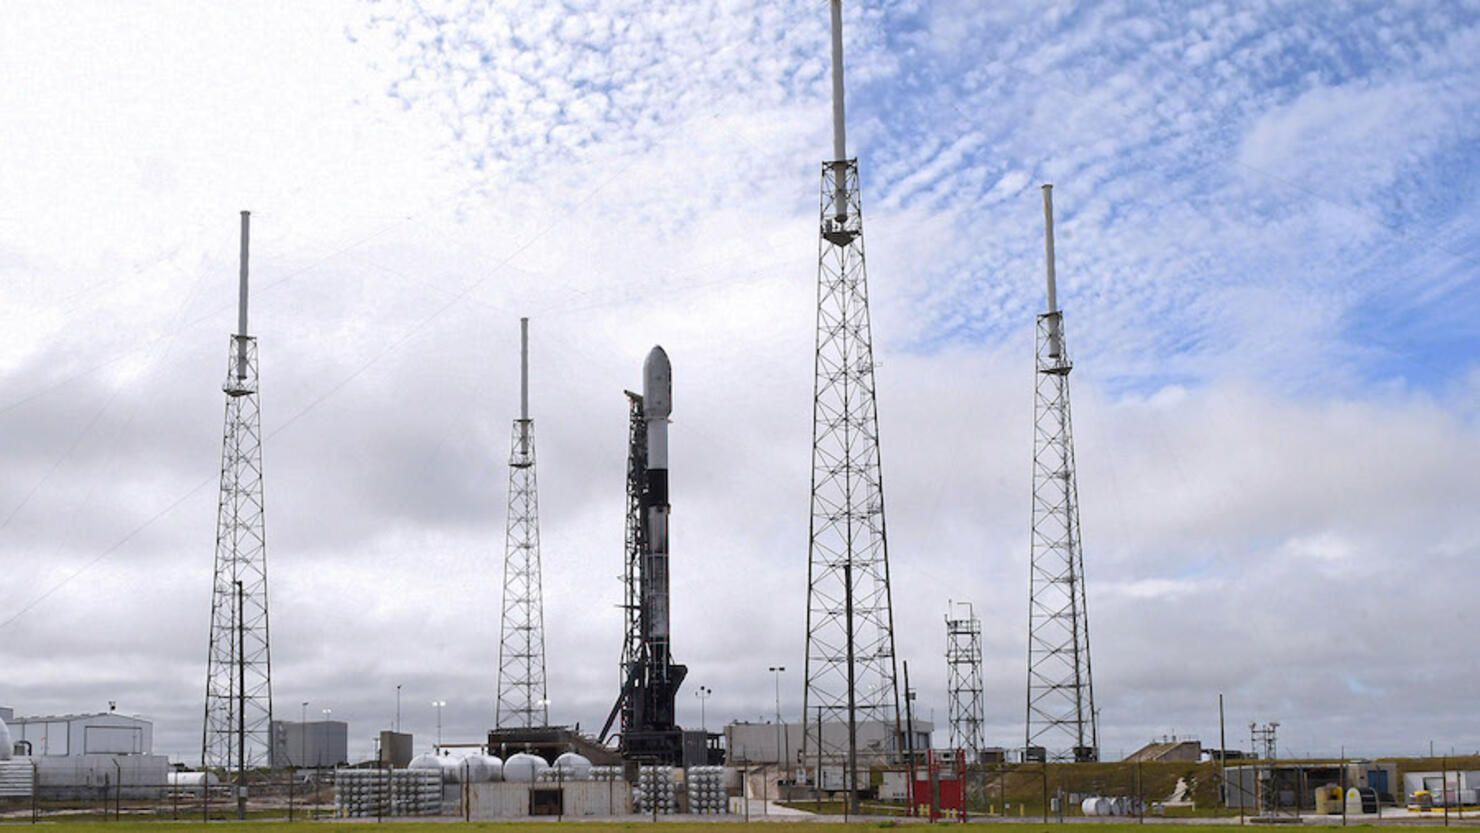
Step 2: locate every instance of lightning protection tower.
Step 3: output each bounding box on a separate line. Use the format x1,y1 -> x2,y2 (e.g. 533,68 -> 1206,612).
496,318 -> 549,728
202,212 -> 274,804
1024,184 -> 1097,763
945,602 -> 985,763
802,0 -> 901,811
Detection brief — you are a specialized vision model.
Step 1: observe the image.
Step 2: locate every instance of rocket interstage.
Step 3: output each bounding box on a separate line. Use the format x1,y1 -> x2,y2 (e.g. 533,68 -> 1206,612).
642,346 -> 671,646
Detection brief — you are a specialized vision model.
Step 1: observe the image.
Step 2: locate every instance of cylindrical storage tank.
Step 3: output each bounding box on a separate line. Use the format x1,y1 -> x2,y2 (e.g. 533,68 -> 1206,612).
1094,797 -> 1112,817
408,753 -> 441,773
1081,797 -> 1100,816
1110,796 -> 1126,816
0,718 -> 11,761
503,752 -> 548,783
454,755 -> 489,783
554,752 -> 592,780
478,754 -> 504,781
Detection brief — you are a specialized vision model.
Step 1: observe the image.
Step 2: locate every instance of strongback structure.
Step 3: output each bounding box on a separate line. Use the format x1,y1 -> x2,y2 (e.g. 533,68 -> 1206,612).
1024,184 -> 1098,763
599,348 -> 687,764
802,0 -> 901,808
202,211 -> 274,787
945,602 -> 985,763
497,317 -> 549,729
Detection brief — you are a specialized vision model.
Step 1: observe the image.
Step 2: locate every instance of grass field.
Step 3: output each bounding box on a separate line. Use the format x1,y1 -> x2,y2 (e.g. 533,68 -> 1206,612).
1,821 -> 1470,832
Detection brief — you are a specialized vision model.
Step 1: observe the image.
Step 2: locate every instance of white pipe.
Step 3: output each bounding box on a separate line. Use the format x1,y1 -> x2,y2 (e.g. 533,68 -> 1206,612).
829,0 -> 849,222
829,0 -> 847,163
236,210 -> 250,379
1041,185 -> 1057,313
1042,185 -> 1063,359
519,317 -> 529,422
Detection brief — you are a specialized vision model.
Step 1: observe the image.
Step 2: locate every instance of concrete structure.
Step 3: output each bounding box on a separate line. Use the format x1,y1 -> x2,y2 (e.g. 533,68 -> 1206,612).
7,712 -> 152,756
725,719 -> 931,769
1126,739 -> 1202,762
466,780 -> 632,818
269,719 -> 348,768
380,730 -> 413,768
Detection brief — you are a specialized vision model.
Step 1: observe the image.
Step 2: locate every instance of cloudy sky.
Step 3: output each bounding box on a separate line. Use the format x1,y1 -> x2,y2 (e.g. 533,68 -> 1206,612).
2,0 -> 1477,765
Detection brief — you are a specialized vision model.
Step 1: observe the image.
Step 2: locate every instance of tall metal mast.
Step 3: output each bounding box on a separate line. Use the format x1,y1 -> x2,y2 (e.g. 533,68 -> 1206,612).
945,602 -> 985,763
202,211 -> 274,787
496,317 -> 549,728
802,0 -> 901,812
1024,184 -> 1097,762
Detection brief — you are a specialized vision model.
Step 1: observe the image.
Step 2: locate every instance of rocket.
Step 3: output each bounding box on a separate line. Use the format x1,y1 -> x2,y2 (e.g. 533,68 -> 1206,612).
641,346 -> 673,654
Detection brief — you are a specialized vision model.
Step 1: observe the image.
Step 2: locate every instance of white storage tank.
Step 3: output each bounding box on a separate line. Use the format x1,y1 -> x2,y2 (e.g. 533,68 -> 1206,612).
503,752 -> 548,783
554,752 -> 592,780
0,717 -> 11,761
478,754 -> 504,782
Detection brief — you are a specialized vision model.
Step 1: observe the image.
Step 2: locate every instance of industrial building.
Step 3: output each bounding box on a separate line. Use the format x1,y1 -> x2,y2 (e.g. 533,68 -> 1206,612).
1,708 -> 169,798
724,719 -> 932,768
1224,760 -> 1399,811
269,719 -> 348,769
6,710 -> 153,756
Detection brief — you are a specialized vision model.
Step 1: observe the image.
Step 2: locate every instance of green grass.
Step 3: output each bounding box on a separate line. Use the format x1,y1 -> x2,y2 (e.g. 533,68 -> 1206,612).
0,821 -> 1462,832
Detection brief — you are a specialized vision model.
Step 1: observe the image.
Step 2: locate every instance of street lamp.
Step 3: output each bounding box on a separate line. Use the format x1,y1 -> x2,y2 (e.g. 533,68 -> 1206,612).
300,702 -> 308,768
694,686 -> 712,732
769,666 -> 786,767
396,685 -> 402,733
432,700 -> 446,749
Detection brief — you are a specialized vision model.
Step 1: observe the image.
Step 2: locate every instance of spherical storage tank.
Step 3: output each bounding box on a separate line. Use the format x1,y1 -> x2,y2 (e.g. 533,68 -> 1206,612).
554,752 -> 592,780
503,752 -> 549,783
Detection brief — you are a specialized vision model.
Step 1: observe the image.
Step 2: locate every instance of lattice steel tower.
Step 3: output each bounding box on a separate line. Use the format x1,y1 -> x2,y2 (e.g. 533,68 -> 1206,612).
202,211 -> 274,783
802,0 -> 901,808
496,317 -> 549,728
1024,184 -> 1097,763
945,602 -> 985,762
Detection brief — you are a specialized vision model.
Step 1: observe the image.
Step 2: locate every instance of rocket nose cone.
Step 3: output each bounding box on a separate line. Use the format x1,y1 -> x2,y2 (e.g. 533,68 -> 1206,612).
643,345 -> 672,418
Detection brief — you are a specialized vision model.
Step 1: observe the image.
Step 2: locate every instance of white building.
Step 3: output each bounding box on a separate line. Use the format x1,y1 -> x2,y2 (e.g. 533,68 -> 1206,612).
7,712 -> 153,757
2,709 -> 168,797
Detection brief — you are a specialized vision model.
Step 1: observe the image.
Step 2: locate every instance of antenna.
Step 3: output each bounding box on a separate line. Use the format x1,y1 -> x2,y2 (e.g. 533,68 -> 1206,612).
829,0 -> 848,222
1041,186 -> 1061,357
519,317 -> 529,422
235,211 -> 250,379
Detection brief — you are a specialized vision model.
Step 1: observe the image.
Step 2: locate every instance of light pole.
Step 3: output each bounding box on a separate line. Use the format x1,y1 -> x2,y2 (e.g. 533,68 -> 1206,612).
396,685 -> 402,733
695,686 -> 712,731
320,709 -> 332,770
300,702 -> 308,769
432,700 -> 446,749
769,666 -> 786,768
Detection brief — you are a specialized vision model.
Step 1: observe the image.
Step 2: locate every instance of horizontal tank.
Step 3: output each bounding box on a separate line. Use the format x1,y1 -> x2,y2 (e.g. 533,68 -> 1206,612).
503,752 -> 549,783
554,752 -> 592,780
